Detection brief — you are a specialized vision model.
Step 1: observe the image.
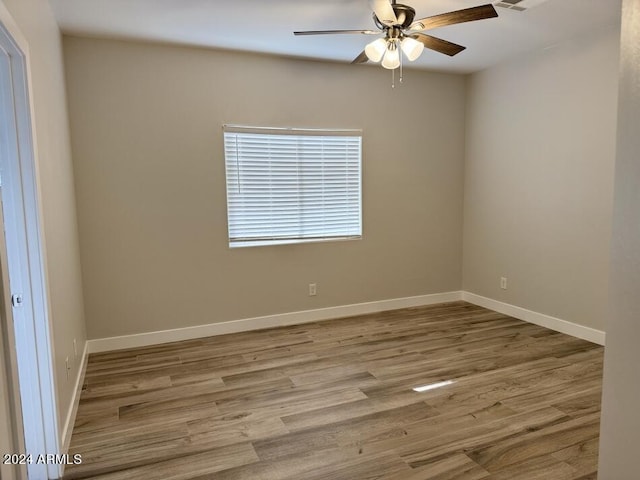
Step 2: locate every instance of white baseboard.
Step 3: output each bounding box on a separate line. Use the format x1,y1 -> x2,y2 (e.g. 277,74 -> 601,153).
61,340 -> 88,458
87,291 -> 606,353
462,292 -> 606,346
87,291 -> 463,353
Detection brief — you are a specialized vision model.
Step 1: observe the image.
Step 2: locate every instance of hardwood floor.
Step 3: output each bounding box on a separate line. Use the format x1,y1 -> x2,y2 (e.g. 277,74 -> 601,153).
65,301 -> 603,480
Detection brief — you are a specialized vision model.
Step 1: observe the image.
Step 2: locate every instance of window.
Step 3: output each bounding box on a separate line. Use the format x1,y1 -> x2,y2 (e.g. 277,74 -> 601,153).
223,125 -> 362,248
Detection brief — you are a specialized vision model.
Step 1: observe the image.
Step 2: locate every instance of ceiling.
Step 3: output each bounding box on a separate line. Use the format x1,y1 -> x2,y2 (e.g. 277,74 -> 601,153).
50,0 -> 621,74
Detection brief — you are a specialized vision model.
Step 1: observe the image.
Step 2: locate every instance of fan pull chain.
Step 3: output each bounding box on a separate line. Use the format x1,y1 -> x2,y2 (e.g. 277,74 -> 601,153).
391,67 -> 395,88
400,48 -> 403,84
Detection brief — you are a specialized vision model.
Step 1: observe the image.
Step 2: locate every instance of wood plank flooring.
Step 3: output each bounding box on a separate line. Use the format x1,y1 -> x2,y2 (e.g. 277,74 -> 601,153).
65,301 -> 603,480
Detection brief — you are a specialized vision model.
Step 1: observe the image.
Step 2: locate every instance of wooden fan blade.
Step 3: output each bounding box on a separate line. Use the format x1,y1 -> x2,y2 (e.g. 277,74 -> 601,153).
409,4 -> 498,31
351,50 -> 369,64
369,0 -> 397,26
411,33 -> 466,57
294,29 -> 378,36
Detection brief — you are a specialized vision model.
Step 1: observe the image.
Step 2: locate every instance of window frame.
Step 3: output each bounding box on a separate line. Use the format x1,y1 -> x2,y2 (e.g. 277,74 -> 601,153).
223,125 -> 363,248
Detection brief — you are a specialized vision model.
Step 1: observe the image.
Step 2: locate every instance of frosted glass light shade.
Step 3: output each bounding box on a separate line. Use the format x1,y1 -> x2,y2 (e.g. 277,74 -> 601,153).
401,36 -> 424,61
365,38 -> 387,62
381,45 -> 400,70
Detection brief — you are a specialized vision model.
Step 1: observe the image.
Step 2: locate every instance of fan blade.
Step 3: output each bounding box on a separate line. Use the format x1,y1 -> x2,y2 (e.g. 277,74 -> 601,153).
351,50 -> 369,64
369,0 -> 397,26
294,29 -> 378,36
411,33 -> 466,57
409,4 -> 498,31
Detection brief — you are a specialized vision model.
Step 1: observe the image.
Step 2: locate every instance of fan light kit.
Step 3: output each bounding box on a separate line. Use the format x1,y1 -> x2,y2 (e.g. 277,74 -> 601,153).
364,35 -> 423,69
295,0 -> 499,86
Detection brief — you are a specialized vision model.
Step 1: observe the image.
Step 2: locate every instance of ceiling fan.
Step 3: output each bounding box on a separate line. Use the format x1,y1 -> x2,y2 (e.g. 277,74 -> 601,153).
294,0 -> 499,70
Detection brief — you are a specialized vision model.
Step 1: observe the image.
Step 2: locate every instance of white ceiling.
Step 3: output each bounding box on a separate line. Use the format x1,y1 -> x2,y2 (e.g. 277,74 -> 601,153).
50,0 -> 621,73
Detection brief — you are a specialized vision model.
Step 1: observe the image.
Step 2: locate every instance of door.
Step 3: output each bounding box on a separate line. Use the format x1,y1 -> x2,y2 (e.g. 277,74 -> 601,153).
0,18 -> 60,480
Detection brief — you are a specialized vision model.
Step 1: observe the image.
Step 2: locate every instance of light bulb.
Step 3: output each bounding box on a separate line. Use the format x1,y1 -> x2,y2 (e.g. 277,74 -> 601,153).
365,38 -> 387,63
401,36 -> 424,62
381,43 -> 400,70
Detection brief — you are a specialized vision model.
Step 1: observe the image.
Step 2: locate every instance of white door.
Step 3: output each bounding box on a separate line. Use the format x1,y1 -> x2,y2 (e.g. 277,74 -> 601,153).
0,19 -> 60,480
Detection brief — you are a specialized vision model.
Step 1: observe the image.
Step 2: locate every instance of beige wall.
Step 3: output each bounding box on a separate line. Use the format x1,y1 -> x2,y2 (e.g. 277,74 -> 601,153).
598,2 -> 640,476
62,36 -> 466,340
0,0 -> 86,433
462,26 -> 620,332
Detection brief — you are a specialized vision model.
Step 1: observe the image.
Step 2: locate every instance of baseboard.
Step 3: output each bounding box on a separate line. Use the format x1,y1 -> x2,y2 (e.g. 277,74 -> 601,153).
87,290 -> 606,353
61,340 -> 88,461
87,291 -> 463,353
462,291 -> 606,346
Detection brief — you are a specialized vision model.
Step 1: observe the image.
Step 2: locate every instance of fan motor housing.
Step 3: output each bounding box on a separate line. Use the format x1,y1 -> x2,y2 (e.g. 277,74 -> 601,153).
374,3 -> 416,29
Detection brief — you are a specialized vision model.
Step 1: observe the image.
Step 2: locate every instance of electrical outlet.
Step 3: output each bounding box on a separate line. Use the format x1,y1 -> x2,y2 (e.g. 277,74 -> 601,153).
65,357 -> 71,380
500,277 -> 508,290
73,338 -> 77,359
308,283 -> 317,296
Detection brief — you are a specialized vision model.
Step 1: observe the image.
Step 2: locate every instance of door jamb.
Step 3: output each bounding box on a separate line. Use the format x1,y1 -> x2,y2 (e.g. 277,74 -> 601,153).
0,4 -> 61,479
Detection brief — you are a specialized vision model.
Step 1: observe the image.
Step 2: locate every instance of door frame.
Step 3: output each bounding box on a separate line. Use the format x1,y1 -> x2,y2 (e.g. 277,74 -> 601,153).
0,3 -> 61,479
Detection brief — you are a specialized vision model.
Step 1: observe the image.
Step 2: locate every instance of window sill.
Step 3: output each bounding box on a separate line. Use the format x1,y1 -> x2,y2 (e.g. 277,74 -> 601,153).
229,235 -> 362,249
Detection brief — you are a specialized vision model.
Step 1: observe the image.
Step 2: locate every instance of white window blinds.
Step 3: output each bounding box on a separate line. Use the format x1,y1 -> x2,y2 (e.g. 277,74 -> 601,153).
223,125 -> 362,247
